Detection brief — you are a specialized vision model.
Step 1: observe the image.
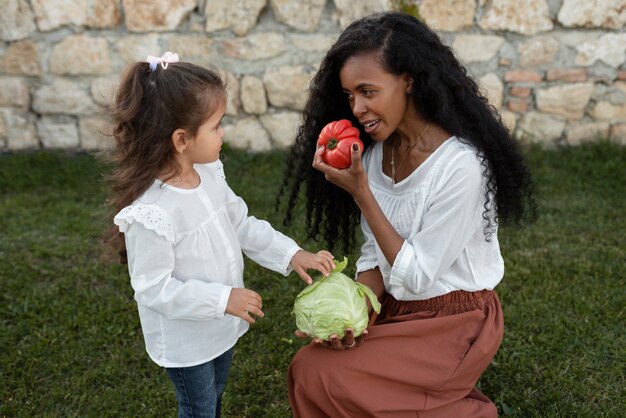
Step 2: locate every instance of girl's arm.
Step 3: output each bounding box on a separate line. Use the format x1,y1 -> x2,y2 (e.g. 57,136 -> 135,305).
223,182 -> 333,279
124,221 -> 232,320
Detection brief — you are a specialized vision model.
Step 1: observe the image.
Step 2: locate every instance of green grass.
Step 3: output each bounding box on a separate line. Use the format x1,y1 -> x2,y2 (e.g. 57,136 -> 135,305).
1,142 -> 624,417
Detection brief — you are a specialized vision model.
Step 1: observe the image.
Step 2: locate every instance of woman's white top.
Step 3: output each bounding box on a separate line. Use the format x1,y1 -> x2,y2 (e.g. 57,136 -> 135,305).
114,160 -> 301,368
356,137 -> 504,301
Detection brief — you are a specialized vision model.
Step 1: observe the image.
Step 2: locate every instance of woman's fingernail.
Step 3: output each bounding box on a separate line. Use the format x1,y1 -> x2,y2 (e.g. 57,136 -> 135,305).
352,143 -> 359,151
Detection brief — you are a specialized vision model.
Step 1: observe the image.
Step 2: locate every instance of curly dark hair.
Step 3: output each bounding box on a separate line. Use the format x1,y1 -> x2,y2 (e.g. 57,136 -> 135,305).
104,61 -> 225,263
278,11 -> 536,253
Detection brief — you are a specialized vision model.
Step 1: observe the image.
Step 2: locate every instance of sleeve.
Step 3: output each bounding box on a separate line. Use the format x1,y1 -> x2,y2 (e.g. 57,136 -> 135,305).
115,205 -> 232,320
389,156 -> 486,296
356,216 -> 379,273
223,184 -> 301,276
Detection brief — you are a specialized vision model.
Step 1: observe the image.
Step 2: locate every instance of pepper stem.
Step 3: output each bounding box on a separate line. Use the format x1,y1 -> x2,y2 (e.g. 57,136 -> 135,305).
327,138 -> 338,149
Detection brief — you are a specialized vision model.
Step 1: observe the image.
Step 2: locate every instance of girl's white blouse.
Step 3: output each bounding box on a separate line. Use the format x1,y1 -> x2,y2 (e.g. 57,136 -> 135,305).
114,160 -> 301,368
356,137 -> 504,300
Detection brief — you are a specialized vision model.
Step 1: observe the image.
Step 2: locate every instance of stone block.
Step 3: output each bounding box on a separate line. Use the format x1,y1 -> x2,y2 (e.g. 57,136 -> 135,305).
479,0 -> 553,35
499,110 -> 517,134
222,33 -> 286,60
85,0 -> 122,28
224,72 -> 241,116
270,0 -> 326,32
167,36 -> 216,66
479,73 -> 504,109
333,0 -> 389,29
116,34 -> 160,65
0,40 -> 41,76
1,109 -> 39,150
420,0 -> 476,31
124,0 -> 196,32
518,37 -> 559,68
516,111 -> 566,144
33,79 -> 99,115
79,116 -> 114,150
565,121 -> 610,145
224,117 -> 271,151
204,0 -> 266,36
259,111 -> 301,148
546,68 -> 588,82
50,35 -> 112,76
31,0 -> 87,31
452,35 -> 505,63
37,116 -> 80,149
241,76 -> 268,115
536,83 -> 594,120
289,34 -> 338,52
91,76 -> 120,107
558,0 -> 626,30
263,65 -> 316,111
0,0 -> 36,41
507,99 -> 529,113
0,112 -> 6,139
0,77 -> 30,109
505,70 -> 543,83
575,33 -> 626,67
509,86 -> 532,98
609,123 -> 626,144
590,101 -> 626,120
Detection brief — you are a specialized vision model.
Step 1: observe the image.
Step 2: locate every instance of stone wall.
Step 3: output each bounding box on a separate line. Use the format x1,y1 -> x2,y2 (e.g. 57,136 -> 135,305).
1,0 -> 625,152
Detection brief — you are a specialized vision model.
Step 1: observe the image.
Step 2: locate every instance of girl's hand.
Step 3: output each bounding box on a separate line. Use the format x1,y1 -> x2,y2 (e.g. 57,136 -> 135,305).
312,143 -> 369,198
226,288 -> 264,324
290,250 -> 335,284
295,328 -> 368,351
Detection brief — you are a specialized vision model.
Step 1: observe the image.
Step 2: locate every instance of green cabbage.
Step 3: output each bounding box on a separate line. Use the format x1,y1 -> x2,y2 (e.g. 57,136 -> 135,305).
292,257 -> 381,341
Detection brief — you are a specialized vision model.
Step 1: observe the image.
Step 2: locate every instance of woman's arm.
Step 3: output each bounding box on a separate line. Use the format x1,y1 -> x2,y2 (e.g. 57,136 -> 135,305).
312,144 -> 404,266
356,267 -> 385,313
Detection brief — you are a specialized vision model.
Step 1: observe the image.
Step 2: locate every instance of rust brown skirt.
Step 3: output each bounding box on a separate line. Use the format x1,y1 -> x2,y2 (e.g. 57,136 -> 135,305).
288,289 -> 504,418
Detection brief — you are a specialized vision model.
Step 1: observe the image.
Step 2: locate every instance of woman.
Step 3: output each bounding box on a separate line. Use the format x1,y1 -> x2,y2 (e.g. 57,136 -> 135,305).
279,11 -> 536,418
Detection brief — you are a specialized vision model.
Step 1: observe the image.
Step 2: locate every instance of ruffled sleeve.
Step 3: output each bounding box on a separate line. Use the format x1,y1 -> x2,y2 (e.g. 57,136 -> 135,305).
114,204 -> 176,244
115,204 -> 231,320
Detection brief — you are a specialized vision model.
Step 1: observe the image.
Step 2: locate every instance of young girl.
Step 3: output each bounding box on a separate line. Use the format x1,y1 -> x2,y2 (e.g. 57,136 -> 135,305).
280,12 -> 536,418
106,53 -> 335,418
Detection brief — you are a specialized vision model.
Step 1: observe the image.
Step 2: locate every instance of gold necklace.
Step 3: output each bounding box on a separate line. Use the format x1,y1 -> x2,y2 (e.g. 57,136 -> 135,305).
390,122 -> 430,184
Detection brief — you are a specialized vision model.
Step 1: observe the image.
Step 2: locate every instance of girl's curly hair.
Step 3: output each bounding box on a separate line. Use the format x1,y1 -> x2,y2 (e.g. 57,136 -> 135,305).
277,11 -> 536,253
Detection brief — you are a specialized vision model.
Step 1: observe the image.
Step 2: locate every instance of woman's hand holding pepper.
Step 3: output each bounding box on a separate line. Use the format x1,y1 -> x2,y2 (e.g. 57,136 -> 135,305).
312,143 -> 369,200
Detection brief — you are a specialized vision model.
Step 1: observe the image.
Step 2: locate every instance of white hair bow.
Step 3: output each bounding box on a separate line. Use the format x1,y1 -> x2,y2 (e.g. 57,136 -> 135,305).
146,51 -> 180,71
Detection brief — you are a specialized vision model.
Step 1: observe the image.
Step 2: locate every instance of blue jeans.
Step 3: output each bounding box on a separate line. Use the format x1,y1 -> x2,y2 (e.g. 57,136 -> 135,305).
165,348 -> 234,418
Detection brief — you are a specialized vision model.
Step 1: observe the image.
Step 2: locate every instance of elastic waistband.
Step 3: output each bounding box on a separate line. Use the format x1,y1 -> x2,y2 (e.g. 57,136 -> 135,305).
376,290 -> 497,321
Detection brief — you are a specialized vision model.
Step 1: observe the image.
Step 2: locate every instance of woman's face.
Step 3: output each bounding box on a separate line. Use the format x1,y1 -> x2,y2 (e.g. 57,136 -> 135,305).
339,52 -> 413,142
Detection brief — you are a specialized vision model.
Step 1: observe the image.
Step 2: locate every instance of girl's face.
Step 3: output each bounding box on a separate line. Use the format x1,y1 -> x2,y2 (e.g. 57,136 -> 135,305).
339,52 -> 414,142
187,97 -> 226,164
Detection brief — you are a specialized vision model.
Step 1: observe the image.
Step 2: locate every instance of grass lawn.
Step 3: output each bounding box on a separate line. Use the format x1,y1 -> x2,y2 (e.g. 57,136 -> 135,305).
1,142 -> 624,417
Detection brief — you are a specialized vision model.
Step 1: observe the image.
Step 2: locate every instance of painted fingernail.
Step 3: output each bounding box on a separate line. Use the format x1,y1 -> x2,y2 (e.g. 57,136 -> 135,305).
352,143 -> 359,151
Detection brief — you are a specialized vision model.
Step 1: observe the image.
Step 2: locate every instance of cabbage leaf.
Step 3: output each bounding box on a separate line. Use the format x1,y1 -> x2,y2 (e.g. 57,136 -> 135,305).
293,257 -> 381,341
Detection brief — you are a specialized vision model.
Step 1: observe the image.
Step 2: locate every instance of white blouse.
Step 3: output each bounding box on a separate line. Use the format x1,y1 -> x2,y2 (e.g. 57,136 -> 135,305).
356,137 -> 504,300
114,160 -> 301,368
